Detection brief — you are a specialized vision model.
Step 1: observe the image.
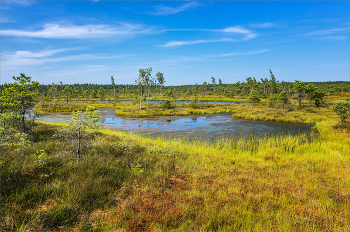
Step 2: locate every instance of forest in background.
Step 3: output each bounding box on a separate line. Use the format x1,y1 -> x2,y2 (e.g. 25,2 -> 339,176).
1,69 -> 349,105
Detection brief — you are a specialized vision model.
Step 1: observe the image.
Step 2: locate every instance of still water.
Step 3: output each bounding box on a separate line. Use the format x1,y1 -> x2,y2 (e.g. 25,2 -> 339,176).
38,108 -> 313,142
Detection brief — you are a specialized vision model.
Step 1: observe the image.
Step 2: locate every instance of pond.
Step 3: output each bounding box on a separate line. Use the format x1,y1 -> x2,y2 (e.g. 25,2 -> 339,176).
38,108 -> 314,142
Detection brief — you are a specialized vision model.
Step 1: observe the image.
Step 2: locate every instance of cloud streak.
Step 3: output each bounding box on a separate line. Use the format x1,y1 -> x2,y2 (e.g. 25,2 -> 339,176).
307,27 -> 348,35
249,22 -> 278,28
1,48 -> 129,72
1,0 -> 35,9
150,2 -> 202,15
162,38 -> 235,47
155,49 -> 269,66
1,23 -> 152,39
306,27 -> 348,41
162,26 -> 256,47
0,17 -> 14,23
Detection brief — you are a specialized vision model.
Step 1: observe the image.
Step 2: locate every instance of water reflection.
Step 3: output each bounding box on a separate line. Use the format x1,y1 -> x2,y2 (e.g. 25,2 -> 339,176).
190,117 -> 198,123
38,108 -> 313,141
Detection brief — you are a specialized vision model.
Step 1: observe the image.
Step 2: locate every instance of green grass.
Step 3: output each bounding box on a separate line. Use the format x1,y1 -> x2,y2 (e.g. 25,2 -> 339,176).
1,109 -> 349,231
114,101 -> 241,117
35,102 -> 97,113
231,104 -> 339,123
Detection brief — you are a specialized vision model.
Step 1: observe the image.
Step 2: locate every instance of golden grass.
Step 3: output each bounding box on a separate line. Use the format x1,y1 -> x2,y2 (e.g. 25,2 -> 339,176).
21,101 -> 350,231
231,104 -> 339,123
83,118 -> 349,231
113,102 -> 242,117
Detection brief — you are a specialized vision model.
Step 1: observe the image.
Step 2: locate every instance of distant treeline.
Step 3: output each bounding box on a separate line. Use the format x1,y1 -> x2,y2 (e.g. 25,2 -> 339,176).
0,71 -> 349,103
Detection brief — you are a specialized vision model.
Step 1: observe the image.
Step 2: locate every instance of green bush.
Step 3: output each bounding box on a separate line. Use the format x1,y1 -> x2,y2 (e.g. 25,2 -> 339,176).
332,101 -> 350,123
162,100 -> 173,109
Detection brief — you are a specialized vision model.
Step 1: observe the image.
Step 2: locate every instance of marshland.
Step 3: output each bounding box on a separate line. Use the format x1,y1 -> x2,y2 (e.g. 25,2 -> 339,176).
1,1 -> 349,231
1,72 -> 349,231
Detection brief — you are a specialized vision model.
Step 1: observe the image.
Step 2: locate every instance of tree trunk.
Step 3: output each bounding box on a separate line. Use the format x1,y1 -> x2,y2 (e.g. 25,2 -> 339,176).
21,98 -> 26,133
146,85 -> 150,110
77,129 -> 81,163
159,86 -> 162,103
140,87 -> 142,110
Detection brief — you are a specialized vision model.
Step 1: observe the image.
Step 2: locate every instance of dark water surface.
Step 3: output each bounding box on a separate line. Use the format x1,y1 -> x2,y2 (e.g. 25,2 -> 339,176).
38,108 -> 313,142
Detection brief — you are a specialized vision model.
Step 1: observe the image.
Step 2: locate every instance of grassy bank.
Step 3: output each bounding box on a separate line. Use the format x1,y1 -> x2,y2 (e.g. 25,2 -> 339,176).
1,115 -> 349,231
35,102 -> 97,113
231,104 -> 339,123
39,93 -> 349,106
114,102 -> 241,117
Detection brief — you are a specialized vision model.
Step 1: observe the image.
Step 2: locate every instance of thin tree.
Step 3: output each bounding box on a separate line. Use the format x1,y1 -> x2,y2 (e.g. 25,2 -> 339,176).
211,77 -> 216,93
144,67 -> 153,110
269,69 -> 278,94
135,69 -> 146,110
54,110 -> 100,163
156,72 -> 165,103
111,76 -> 118,102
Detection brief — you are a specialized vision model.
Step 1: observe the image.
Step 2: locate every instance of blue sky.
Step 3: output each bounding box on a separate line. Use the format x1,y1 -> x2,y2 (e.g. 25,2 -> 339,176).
1,1 -> 349,85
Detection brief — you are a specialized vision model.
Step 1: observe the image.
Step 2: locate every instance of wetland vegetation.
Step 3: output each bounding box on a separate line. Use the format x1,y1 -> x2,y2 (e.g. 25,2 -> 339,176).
1,72 -> 349,231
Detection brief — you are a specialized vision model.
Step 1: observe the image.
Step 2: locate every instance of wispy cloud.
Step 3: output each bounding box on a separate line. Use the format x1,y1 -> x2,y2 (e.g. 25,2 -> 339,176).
318,36 -> 347,41
162,38 -> 234,47
216,49 -> 269,57
150,2 -> 202,15
307,27 -> 348,35
0,17 -> 15,23
2,0 -> 35,9
1,23 -> 152,39
155,49 -> 269,66
1,48 -> 129,72
307,27 -> 348,41
249,22 -> 278,28
218,26 -> 256,40
162,26 -> 256,47
3,48 -> 75,59
298,18 -> 339,24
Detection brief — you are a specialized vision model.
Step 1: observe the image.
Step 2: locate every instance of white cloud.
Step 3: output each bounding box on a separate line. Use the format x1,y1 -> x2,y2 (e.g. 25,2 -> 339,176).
217,49 -> 269,57
306,27 -> 348,41
318,36 -> 347,41
3,48 -> 73,59
307,28 -> 348,35
151,2 -> 201,15
154,49 -> 269,66
0,17 -> 14,23
218,26 -> 256,40
1,48 -> 129,72
162,38 -> 234,47
162,26 -> 256,43
1,23 -> 152,39
2,0 -> 35,8
249,23 -> 276,28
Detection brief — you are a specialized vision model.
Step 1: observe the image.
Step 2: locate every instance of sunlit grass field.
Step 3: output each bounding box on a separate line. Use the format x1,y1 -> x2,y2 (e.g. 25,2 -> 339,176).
231,104 -> 339,123
1,105 -> 349,231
